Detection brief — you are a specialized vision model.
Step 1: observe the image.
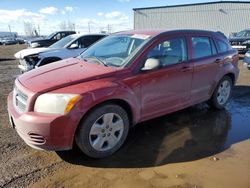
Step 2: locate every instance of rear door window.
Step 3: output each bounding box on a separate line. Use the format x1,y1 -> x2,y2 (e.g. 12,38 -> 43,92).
191,37 -> 216,59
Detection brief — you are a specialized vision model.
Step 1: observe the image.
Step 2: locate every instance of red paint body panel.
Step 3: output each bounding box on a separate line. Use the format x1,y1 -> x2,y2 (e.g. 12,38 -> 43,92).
7,30 -> 239,151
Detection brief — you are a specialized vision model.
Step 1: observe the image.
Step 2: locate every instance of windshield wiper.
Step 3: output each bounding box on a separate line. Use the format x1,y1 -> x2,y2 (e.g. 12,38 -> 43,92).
83,56 -> 108,66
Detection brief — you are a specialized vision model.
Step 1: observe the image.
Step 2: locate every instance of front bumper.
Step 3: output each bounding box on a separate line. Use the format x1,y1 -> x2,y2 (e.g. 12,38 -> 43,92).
7,92 -> 77,151
243,56 -> 250,70
18,64 -> 34,73
243,56 -> 250,64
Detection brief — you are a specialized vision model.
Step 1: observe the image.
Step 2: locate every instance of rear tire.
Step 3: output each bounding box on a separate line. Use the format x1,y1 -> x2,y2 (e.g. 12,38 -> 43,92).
75,104 -> 129,158
209,76 -> 232,109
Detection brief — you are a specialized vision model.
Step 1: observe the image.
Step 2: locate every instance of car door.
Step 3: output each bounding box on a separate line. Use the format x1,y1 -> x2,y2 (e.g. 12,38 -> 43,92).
138,36 -> 193,120
188,35 -> 220,103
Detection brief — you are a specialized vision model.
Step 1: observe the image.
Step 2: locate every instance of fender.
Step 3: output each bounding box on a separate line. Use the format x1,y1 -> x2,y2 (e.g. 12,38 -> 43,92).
209,55 -> 239,97
52,77 -> 141,146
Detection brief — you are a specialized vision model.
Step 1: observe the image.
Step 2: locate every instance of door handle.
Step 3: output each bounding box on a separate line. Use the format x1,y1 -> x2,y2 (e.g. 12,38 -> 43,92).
214,59 -> 223,66
180,66 -> 192,72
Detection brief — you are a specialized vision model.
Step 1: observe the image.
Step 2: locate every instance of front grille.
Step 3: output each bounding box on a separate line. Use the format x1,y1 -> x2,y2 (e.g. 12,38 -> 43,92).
13,85 -> 28,113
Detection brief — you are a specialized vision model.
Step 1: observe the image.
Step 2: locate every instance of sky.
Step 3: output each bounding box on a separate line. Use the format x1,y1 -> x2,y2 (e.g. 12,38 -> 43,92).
0,0 -> 248,35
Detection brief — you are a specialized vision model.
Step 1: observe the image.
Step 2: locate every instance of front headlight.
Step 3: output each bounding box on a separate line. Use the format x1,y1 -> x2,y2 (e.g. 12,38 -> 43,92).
26,54 -> 40,64
242,40 -> 250,45
34,93 -> 81,115
31,42 -> 40,48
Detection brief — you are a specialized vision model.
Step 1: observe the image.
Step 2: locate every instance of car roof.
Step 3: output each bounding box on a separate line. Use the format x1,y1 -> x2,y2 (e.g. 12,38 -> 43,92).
57,31 -> 76,32
115,29 -> 225,38
70,33 -> 108,38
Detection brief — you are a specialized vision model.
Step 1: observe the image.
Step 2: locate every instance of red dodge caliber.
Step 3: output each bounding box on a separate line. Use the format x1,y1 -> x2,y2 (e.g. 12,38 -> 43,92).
7,30 -> 239,158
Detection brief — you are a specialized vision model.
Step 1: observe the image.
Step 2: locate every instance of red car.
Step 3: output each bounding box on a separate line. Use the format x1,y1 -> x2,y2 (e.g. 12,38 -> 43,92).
7,30 -> 239,158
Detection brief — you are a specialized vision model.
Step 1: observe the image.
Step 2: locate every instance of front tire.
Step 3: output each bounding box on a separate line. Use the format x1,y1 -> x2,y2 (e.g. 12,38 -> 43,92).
209,76 -> 232,109
75,104 -> 129,158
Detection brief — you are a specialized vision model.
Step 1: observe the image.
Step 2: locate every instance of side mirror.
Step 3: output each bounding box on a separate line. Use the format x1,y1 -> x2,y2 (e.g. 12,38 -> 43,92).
69,43 -> 78,49
141,58 -> 161,71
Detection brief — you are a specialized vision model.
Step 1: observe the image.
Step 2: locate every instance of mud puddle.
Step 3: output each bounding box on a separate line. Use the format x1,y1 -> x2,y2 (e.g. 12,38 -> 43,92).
32,85 -> 250,188
55,85 -> 250,168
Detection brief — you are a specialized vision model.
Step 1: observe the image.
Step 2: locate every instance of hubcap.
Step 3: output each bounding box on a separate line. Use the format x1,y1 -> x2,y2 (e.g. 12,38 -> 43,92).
89,113 -> 124,151
217,80 -> 231,105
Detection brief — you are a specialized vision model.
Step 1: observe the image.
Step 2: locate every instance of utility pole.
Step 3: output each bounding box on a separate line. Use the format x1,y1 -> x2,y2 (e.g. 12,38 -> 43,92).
88,22 -> 91,33
8,25 -> 13,37
107,24 -> 111,34
37,25 -> 40,36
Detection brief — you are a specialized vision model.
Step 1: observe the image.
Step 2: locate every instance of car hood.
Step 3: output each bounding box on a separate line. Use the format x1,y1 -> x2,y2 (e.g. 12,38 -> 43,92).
229,37 -> 250,42
18,58 -> 118,93
39,48 -> 67,57
14,48 -> 50,59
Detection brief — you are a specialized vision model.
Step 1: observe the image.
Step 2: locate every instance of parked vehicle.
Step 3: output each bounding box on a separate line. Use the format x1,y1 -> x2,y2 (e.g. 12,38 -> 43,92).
0,37 -> 18,45
15,34 -> 106,73
229,29 -> 250,53
7,29 -> 239,158
15,38 -> 25,44
28,31 -> 76,48
243,51 -> 250,70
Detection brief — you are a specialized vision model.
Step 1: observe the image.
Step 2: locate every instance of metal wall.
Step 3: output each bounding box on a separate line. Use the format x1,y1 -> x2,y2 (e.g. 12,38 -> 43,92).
134,2 -> 250,36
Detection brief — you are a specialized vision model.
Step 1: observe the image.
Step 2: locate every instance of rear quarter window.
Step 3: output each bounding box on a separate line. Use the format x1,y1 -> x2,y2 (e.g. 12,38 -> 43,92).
216,39 -> 232,53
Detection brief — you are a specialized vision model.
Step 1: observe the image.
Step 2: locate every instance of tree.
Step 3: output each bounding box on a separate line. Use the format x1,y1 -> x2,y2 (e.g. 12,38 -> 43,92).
59,21 -> 75,31
23,22 -> 37,37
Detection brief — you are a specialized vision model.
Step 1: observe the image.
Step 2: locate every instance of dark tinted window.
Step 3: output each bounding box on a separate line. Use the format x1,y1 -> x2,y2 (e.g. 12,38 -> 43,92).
53,33 -> 61,40
216,39 -> 232,53
81,35 -> 104,48
146,37 -> 187,67
61,32 -> 66,38
192,37 -> 214,59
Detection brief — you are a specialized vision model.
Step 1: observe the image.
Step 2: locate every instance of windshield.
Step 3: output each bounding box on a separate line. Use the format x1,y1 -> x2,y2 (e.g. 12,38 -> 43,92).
79,34 -> 150,67
49,35 -> 76,49
235,30 -> 250,37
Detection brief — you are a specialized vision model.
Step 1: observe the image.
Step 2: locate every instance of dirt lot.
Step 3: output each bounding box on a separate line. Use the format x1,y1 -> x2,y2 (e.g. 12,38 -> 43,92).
0,45 -> 250,188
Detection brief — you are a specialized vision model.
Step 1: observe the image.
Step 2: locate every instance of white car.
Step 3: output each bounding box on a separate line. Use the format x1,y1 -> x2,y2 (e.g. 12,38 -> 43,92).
14,34 -> 107,73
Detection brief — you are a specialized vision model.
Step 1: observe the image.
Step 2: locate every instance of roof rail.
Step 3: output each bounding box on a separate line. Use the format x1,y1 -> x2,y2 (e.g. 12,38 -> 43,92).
216,31 -> 227,39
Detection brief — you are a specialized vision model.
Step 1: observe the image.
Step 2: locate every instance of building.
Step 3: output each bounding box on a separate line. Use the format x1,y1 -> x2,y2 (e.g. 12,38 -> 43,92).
133,1 -> 250,36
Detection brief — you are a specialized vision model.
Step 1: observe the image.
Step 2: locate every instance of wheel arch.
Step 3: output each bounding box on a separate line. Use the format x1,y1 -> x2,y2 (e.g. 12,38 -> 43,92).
71,98 -> 135,149
224,72 -> 235,85
78,98 -> 135,129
